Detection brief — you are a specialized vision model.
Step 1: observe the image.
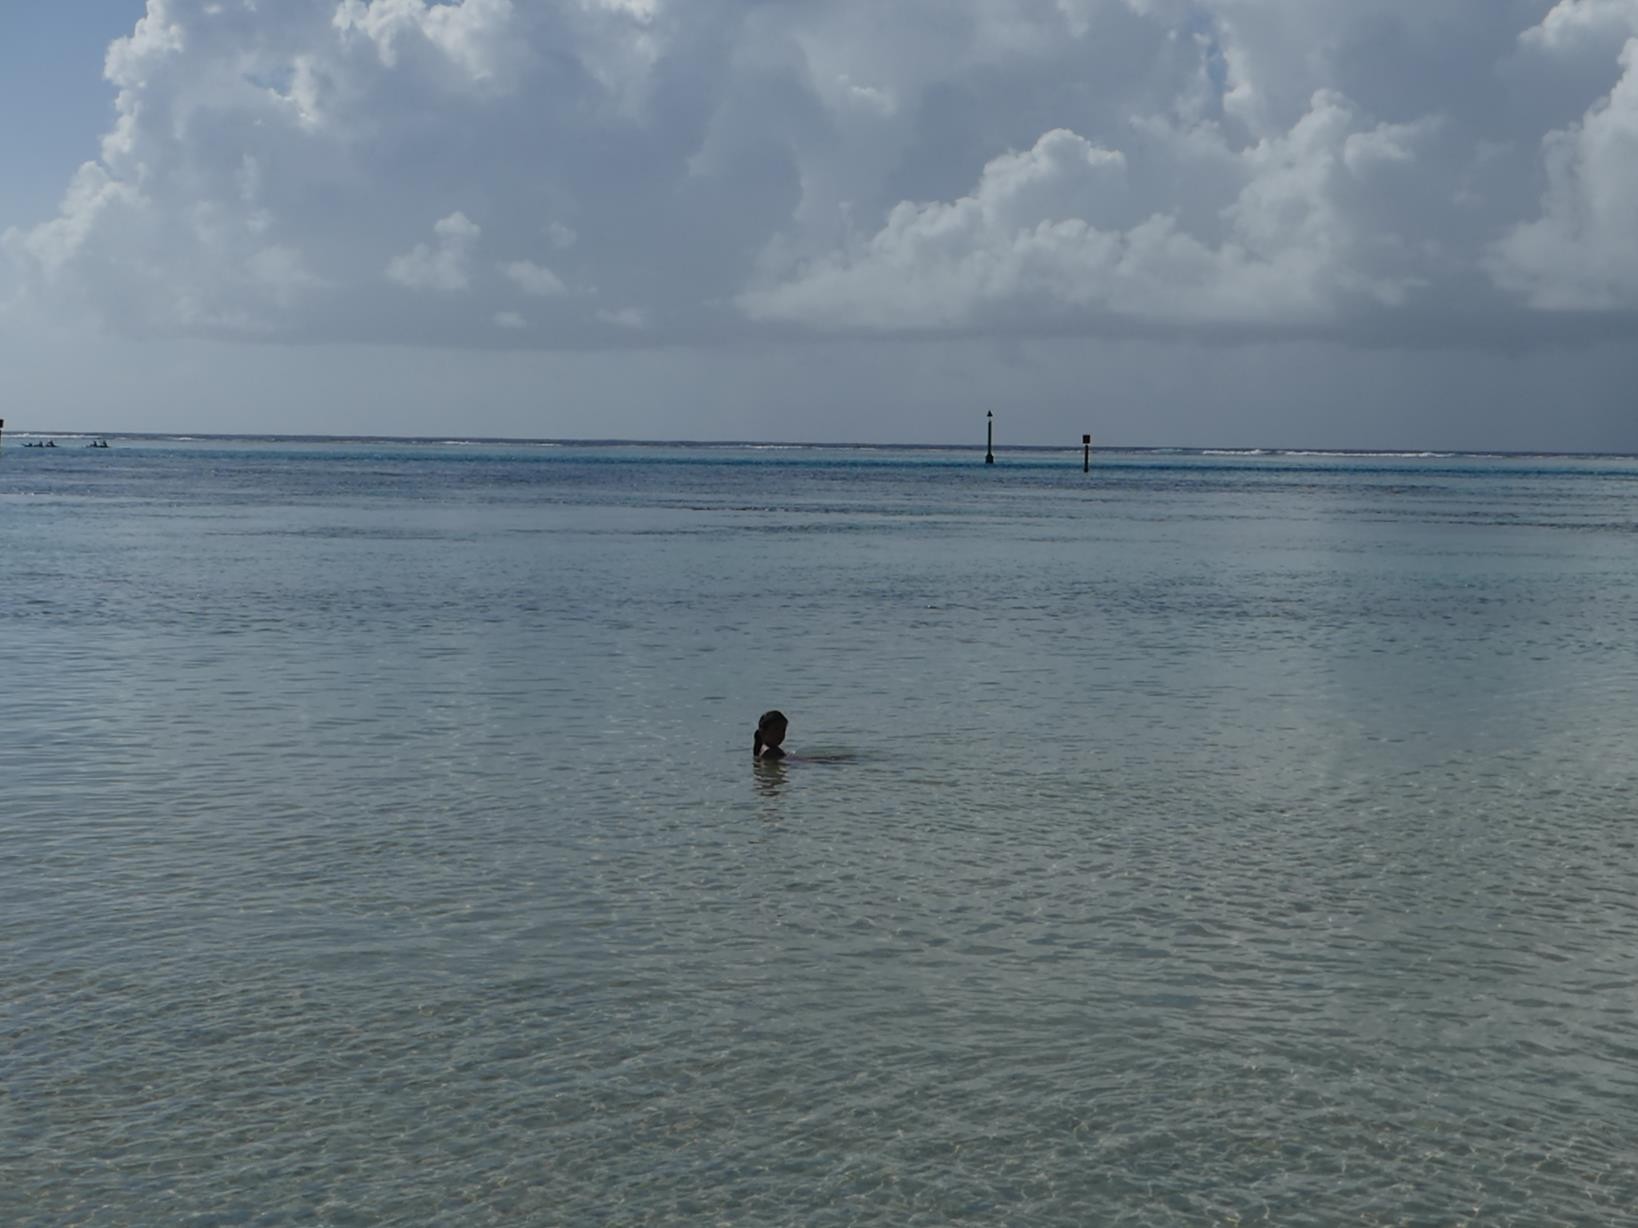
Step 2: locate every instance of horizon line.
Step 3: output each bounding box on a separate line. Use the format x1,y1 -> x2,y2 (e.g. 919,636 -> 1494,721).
1,428 -> 1634,459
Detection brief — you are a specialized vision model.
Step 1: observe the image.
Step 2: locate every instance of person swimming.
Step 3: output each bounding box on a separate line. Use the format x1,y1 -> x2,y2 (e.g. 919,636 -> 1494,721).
753,710 -> 788,760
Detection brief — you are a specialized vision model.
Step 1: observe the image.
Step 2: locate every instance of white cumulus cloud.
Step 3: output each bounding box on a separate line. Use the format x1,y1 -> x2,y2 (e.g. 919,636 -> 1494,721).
596,306 -> 646,329
334,0 -> 525,89
387,211 -> 481,291
741,96 -> 1437,332
1491,6 -> 1638,307
502,259 -> 567,296
4,0 -> 1638,349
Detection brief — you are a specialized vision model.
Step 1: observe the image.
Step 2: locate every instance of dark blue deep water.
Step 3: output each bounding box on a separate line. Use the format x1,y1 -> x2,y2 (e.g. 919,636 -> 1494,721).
4,436 -> 1637,1225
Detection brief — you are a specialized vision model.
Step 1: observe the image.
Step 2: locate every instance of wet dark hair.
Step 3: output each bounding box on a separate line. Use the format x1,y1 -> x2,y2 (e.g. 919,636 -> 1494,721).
754,709 -> 788,756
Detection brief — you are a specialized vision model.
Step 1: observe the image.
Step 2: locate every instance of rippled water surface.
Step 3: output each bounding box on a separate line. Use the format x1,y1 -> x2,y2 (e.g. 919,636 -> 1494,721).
4,438 -> 1638,1225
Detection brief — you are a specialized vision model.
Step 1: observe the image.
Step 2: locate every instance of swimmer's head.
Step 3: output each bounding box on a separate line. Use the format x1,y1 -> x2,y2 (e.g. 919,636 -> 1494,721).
754,709 -> 788,756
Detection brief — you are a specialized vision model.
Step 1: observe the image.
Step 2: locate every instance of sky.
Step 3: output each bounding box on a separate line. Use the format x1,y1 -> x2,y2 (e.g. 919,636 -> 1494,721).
2,0 -> 1637,449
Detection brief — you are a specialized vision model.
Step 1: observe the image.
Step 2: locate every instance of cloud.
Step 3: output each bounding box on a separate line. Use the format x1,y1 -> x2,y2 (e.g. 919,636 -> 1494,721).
1521,0 -> 1638,56
1490,5 -> 1638,307
387,211 -> 481,291
596,306 -> 646,329
502,259 -> 567,296
739,98 -> 1438,332
5,0 -> 1638,350
334,0 -> 526,90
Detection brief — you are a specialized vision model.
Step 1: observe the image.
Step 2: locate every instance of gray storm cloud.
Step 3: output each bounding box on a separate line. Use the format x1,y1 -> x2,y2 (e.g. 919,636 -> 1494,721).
4,0 -> 1638,349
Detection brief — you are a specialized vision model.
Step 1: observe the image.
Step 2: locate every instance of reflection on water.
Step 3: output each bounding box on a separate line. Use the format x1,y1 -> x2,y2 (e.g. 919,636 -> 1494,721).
3,441 -> 1637,1225
753,747 -> 863,797
790,747 -> 863,764
753,756 -> 788,798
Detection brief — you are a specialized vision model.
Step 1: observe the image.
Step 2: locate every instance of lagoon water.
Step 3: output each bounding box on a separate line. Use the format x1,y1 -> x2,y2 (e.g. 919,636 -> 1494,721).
4,436 -> 1638,1225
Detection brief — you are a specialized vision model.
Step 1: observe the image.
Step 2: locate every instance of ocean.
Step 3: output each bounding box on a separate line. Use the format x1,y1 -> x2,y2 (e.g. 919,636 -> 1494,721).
4,435 -> 1636,1225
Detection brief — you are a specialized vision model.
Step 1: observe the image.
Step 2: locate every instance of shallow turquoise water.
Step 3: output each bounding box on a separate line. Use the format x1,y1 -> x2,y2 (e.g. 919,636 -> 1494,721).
4,439 -> 1637,1224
